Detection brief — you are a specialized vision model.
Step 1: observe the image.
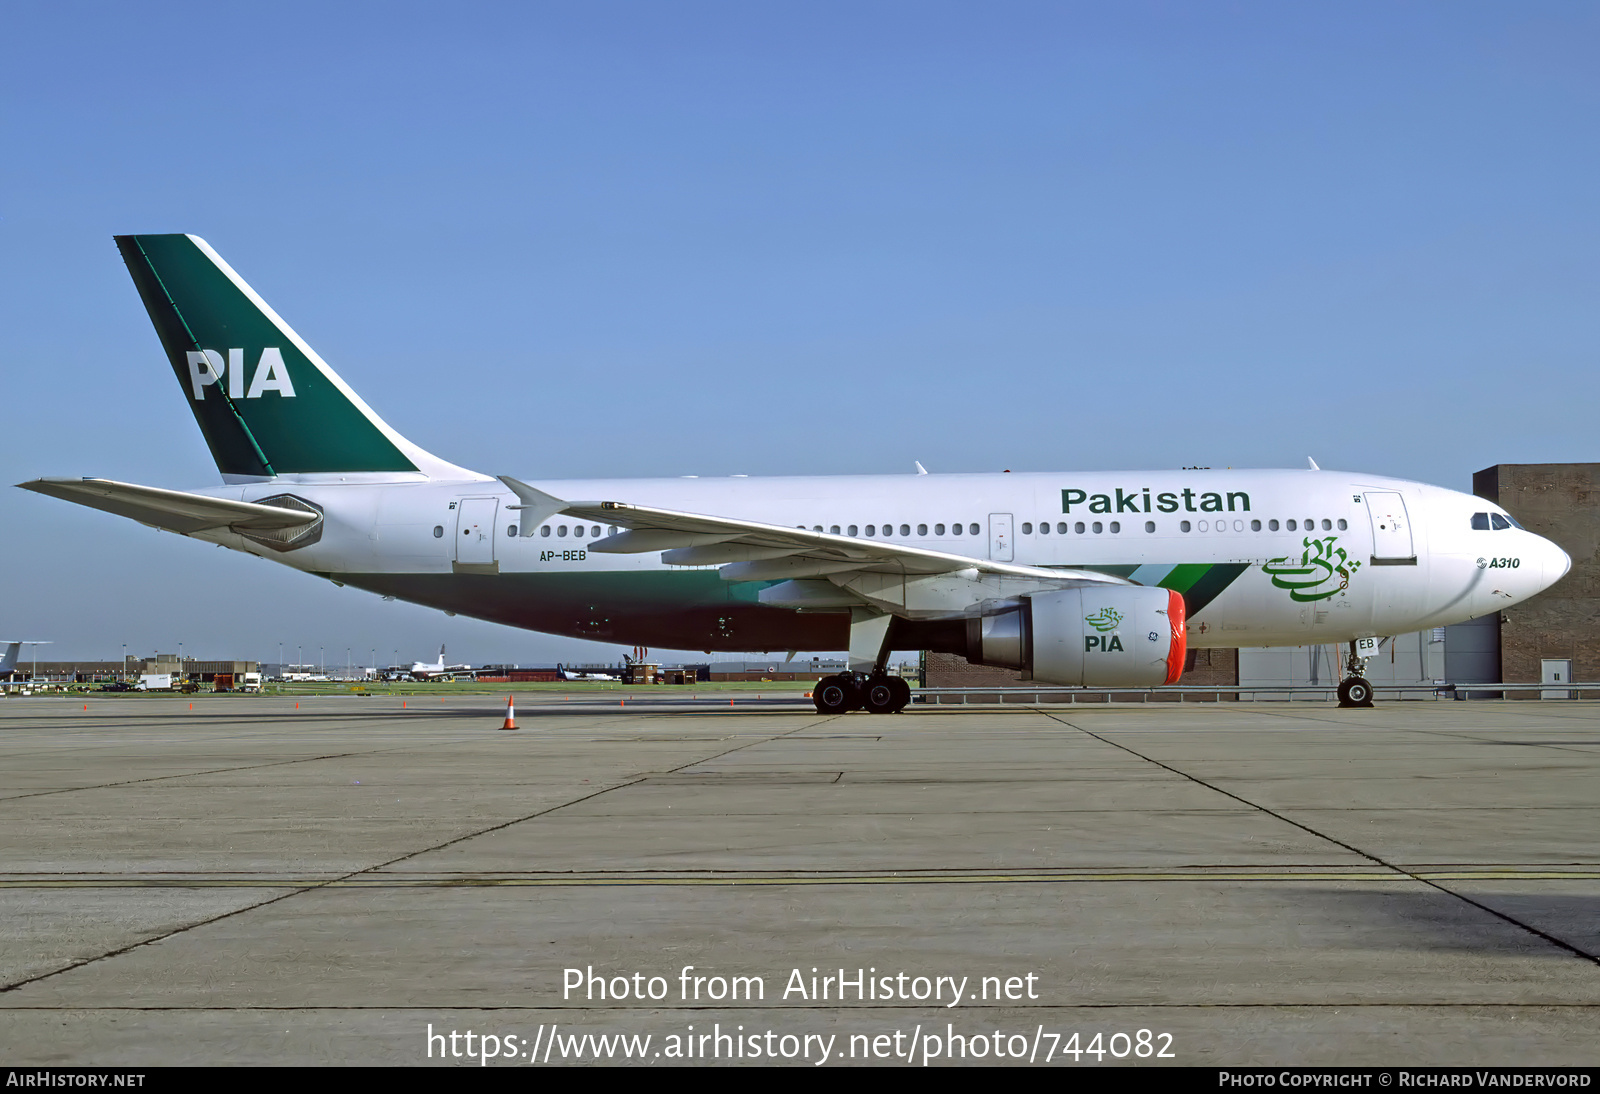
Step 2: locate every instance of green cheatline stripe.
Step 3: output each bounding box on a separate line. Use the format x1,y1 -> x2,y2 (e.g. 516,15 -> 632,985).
1175,563 -> 1250,616
1156,563 -> 1211,594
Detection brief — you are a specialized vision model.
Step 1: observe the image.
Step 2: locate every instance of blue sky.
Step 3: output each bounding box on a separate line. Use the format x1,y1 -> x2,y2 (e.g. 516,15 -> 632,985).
3,2 -> 1597,665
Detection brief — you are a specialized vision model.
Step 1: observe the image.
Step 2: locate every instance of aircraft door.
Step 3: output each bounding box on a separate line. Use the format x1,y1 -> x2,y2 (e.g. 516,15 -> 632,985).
1364,492 -> 1415,562
455,498 -> 499,566
989,513 -> 1014,562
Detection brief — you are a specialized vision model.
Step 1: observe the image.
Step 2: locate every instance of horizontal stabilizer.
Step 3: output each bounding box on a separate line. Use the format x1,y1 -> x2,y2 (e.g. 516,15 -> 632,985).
497,476 -> 570,536
17,478 -> 320,536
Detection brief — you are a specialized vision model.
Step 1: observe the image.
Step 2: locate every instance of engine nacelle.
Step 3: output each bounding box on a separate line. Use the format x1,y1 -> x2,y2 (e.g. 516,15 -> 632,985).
967,586 -> 1186,687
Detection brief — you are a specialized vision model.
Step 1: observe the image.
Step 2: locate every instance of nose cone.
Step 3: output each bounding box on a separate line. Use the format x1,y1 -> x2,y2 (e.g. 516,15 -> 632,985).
1543,537 -> 1572,590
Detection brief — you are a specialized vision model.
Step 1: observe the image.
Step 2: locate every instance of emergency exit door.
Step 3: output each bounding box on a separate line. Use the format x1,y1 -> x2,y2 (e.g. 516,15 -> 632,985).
1364,492 -> 1415,563
989,513 -> 1014,562
455,498 -> 499,567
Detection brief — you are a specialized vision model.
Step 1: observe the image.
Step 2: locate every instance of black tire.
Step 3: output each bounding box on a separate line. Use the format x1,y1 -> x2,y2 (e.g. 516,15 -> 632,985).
1337,678 -> 1374,708
864,676 -> 898,714
814,675 -> 857,715
889,676 -> 912,713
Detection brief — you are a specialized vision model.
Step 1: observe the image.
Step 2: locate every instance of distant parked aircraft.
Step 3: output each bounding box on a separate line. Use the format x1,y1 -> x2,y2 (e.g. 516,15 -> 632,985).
410,645 -> 476,681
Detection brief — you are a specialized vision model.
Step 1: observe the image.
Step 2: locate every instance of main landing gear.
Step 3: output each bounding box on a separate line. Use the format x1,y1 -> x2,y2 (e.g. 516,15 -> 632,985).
813,671 -> 911,715
1336,639 -> 1375,708
816,611 -> 912,714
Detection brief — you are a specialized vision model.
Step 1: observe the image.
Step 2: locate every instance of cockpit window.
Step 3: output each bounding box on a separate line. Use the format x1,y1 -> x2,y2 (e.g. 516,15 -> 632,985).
1471,512 -> 1491,530
1490,513 -> 1511,531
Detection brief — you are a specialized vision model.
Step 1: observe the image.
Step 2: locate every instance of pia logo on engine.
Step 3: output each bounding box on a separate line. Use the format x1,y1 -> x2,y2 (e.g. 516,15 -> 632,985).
1085,607 -> 1123,633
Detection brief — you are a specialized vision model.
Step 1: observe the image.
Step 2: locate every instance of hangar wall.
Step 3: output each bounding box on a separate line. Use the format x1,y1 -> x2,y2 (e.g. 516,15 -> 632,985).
1473,463 -> 1600,684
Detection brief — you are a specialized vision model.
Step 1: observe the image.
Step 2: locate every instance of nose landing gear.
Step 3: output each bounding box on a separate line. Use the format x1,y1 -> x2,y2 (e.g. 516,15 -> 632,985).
1337,640 -> 1375,708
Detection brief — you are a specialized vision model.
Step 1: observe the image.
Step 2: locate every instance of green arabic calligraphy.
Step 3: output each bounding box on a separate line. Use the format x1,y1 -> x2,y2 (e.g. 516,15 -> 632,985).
1085,607 -> 1123,632
1262,536 -> 1361,602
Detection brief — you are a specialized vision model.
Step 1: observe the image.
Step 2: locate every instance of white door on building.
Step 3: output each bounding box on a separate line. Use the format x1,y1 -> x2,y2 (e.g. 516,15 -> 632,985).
989,513 -> 1014,562
455,498 -> 499,566
1364,492 -> 1415,562
1542,658 -> 1573,700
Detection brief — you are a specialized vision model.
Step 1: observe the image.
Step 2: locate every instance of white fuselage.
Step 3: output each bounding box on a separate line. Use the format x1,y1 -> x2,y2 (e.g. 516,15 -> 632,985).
186,467 -> 1569,654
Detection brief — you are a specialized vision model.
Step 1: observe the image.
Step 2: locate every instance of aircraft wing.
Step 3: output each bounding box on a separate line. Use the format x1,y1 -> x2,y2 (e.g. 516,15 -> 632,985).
498,478 -> 1126,586
16,478 -> 320,536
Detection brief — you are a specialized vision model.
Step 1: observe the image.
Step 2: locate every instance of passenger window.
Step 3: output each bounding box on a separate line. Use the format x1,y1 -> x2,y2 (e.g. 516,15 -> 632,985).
1092,521 -> 1103,534
1074,522 -> 1084,534
433,525 -> 444,538
592,526 -> 601,538
1471,513 -> 1490,530
557,525 -> 568,537
1039,522 -> 1050,535
813,525 -> 823,532
1109,521 -> 1120,533
866,525 -> 876,536
1233,520 -> 1243,532
830,525 -> 841,535
952,523 -> 962,535
1180,520 -> 1191,533
507,524 -> 518,537
847,525 -> 858,536
933,524 -> 944,536
1269,519 -> 1280,531
1250,520 -> 1261,531
1197,520 -> 1208,532
1058,522 -> 1069,534
1304,518 -> 1313,530
1336,519 -> 1347,531
917,524 -> 927,536
1022,523 -> 1033,535
541,525 -> 551,538
901,524 -> 911,536
1490,514 -> 1511,531
1144,521 -> 1155,533
1286,519 -> 1296,531
1321,519 -> 1332,531
969,523 -> 979,535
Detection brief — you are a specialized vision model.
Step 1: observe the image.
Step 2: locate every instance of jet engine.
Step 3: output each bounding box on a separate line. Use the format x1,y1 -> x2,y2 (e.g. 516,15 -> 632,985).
966,586 -> 1186,687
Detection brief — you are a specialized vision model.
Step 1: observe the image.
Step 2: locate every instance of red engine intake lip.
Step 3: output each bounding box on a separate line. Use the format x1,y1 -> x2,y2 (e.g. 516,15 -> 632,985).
1164,588 -> 1188,685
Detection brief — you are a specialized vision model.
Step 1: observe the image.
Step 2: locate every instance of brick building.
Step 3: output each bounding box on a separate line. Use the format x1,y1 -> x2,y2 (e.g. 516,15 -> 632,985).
1473,463 -> 1600,684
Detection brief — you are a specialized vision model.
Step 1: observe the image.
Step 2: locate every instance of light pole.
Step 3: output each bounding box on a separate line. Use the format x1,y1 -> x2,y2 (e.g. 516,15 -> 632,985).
121,643 -> 126,683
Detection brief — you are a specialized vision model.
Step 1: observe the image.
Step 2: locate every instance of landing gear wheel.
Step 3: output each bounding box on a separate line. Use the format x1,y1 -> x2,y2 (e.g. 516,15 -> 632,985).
864,675 -> 898,715
889,676 -> 911,713
1337,677 -> 1374,708
814,675 -> 859,715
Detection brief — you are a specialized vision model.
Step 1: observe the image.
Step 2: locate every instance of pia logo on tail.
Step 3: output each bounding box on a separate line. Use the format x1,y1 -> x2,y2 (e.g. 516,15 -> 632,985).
186,348 -> 296,401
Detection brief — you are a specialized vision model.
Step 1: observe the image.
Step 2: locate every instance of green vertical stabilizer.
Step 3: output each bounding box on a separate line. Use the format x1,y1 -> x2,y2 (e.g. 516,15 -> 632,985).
115,234 -> 419,477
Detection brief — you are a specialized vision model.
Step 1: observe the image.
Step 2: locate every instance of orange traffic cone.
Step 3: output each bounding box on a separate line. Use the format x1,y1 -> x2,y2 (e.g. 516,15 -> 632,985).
500,693 -> 518,731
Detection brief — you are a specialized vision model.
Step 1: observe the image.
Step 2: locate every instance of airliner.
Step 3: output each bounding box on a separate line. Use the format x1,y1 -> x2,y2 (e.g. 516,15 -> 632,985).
558,665 -> 620,682
409,645 -> 476,681
17,235 -> 1571,713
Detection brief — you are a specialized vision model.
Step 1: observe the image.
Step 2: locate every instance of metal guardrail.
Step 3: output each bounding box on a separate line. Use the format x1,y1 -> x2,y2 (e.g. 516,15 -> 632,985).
911,682 -> 1600,703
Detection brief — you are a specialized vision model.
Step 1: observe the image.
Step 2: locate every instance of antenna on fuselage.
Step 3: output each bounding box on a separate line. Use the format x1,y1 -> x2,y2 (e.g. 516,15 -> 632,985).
1307,457 -> 1320,471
